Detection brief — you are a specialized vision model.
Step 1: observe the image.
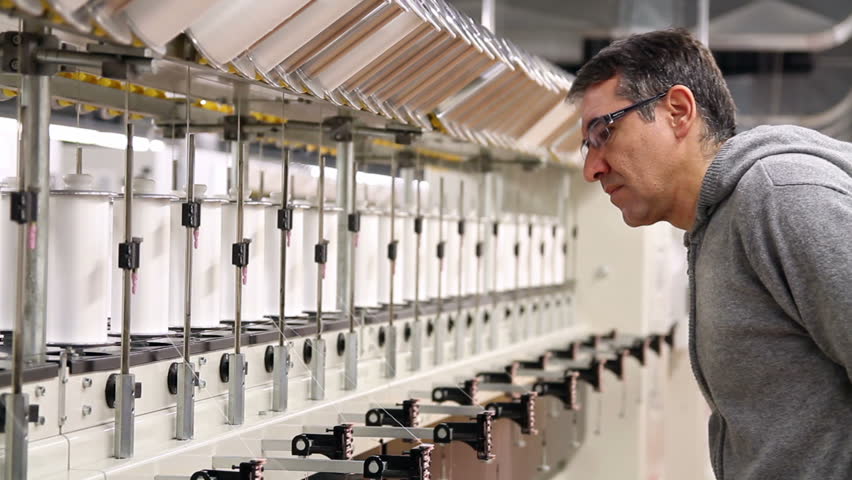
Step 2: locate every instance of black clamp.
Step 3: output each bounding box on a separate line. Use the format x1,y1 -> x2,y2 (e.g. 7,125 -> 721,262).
492,221 -> 499,237
231,239 -> 251,268
569,358 -> 604,393
9,190 -> 37,224
291,424 -> 354,460
314,240 -> 328,264
387,240 -> 398,261
363,444 -> 433,480
513,242 -> 520,257
222,115 -> 258,142
550,342 -> 581,361
517,353 -> 551,371
105,373 -> 143,408
366,399 -> 420,428
348,211 -> 360,233
528,224 -> 533,237
432,412 -> 494,461
432,378 -> 478,405
278,206 -> 293,231
181,201 -> 201,228
562,242 -> 568,255
533,371 -> 579,411
190,460 -> 264,480
485,392 -> 538,435
413,216 -> 423,235
628,338 -> 650,366
167,362 -> 200,394
475,241 -> 484,258
325,116 -> 354,142
540,242 -> 545,256
457,219 -> 465,236
436,241 -> 445,260
118,237 -> 143,270
581,329 -> 616,350
0,31 -> 61,75
0,397 -> 40,432
604,349 -> 628,381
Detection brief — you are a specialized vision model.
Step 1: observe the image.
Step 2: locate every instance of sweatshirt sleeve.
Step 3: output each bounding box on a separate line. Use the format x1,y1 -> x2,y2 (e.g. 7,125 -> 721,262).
742,178 -> 852,376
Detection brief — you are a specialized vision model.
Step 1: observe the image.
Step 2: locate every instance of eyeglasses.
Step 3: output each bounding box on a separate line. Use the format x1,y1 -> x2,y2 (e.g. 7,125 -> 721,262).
580,89 -> 671,160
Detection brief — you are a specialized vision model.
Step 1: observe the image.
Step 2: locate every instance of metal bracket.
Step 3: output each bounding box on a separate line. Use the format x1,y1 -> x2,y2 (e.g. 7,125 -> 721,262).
432,412 -> 494,461
533,372 -> 580,411
366,399 -> 420,428
0,31 -> 60,75
431,378 -> 478,405
291,424 -> 354,460
325,116 -> 353,142
485,392 -> 538,434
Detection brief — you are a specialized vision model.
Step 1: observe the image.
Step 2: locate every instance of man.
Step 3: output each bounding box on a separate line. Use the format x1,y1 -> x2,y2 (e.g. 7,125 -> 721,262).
567,29 -> 852,479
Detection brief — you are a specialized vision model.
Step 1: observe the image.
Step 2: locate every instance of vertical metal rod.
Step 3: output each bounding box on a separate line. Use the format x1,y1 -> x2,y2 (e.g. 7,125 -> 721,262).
234,120 -> 245,353
279,132 -> 289,346
316,137 -> 325,339
455,180 -> 465,359
437,178 -> 445,315
336,138 -> 354,320
183,135 -> 196,357
75,147 -> 83,174
120,122 -> 134,375
388,155 -> 397,326
481,0 -> 496,33
414,156 -> 422,321
19,72 -> 50,367
348,160 -> 357,333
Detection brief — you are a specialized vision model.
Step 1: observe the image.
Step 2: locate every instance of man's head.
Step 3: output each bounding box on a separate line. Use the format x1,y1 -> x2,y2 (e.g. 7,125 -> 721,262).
567,29 -> 736,229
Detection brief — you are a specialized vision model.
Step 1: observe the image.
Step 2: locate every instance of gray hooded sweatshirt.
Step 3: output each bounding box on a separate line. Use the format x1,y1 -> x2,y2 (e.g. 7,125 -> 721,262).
685,125 -> 852,480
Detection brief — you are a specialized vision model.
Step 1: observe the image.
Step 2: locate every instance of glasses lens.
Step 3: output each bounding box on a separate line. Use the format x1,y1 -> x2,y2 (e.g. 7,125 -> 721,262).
588,119 -> 610,149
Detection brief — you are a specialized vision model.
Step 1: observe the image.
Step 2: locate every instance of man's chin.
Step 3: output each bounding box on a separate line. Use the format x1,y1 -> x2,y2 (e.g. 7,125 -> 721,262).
620,209 -> 653,228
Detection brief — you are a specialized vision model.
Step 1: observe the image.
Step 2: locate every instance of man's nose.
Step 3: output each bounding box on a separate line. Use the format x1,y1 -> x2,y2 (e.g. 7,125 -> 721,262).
583,149 -> 610,183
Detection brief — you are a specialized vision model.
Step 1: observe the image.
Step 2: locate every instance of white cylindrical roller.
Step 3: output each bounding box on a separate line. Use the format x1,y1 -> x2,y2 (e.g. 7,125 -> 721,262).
377,211 -> 405,305
188,0 -> 312,68
301,206 -> 339,313
47,175 -> 113,345
529,218 -> 544,288
123,0 -> 218,53
168,185 -> 226,329
354,208 -> 381,309
111,179 -> 175,336
462,213 -> 479,296
265,194 -> 307,318
247,0 -> 367,76
0,182 -> 17,331
221,200 -> 269,322
543,220 -> 557,286
554,224 -> 566,285
495,217 -> 515,292
422,213 -> 443,301
517,215 -> 531,289
444,213 -> 460,298
401,215 -> 418,302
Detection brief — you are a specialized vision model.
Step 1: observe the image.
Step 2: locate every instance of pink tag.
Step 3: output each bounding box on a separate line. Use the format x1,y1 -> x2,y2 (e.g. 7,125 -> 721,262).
193,229 -> 199,249
321,264 -> 326,280
131,271 -> 138,294
286,231 -> 291,247
28,224 -> 37,250
241,266 -> 248,285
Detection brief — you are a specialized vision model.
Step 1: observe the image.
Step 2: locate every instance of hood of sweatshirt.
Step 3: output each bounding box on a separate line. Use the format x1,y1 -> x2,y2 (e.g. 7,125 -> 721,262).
689,124 -> 852,238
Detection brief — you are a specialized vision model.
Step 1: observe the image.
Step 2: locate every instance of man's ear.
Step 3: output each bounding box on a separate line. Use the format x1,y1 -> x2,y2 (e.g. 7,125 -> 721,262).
664,85 -> 698,140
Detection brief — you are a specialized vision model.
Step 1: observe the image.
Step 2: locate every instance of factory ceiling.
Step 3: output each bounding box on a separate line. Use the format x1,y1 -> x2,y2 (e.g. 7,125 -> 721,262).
449,0 -> 852,141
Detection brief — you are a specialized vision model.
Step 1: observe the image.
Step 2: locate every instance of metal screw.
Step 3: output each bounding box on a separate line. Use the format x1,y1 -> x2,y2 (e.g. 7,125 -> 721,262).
81,377 -> 93,388
9,58 -> 19,72
198,357 -> 207,366
198,379 -> 207,389
81,405 -> 92,416
60,415 -> 67,426
11,34 -> 21,46
34,386 -> 46,397
37,416 -> 45,426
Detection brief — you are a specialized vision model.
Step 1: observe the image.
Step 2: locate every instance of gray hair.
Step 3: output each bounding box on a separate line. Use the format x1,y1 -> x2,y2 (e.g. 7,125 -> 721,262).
567,29 -> 736,146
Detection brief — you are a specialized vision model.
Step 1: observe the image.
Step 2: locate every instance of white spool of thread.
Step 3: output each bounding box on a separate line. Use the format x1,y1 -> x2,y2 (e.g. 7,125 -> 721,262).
221,199 -> 269,322
123,0 -> 217,53
264,193 -> 307,318
444,213 -> 460,298
188,0 -> 312,69
47,174 -> 113,345
354,207 -> 381,309
529,218 -> 544,288
516,215 -> 531,289
423,212 -> 443,301
111,179 -> 175,336
554,225 -> 566,285
168,185 -> 227,329
462,212 -> 478,297
377,211 -> 405,305
401,215 -> 418,302
301,206 -> 339,313
495,217 -> 515,292
0,179 -> 17,331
